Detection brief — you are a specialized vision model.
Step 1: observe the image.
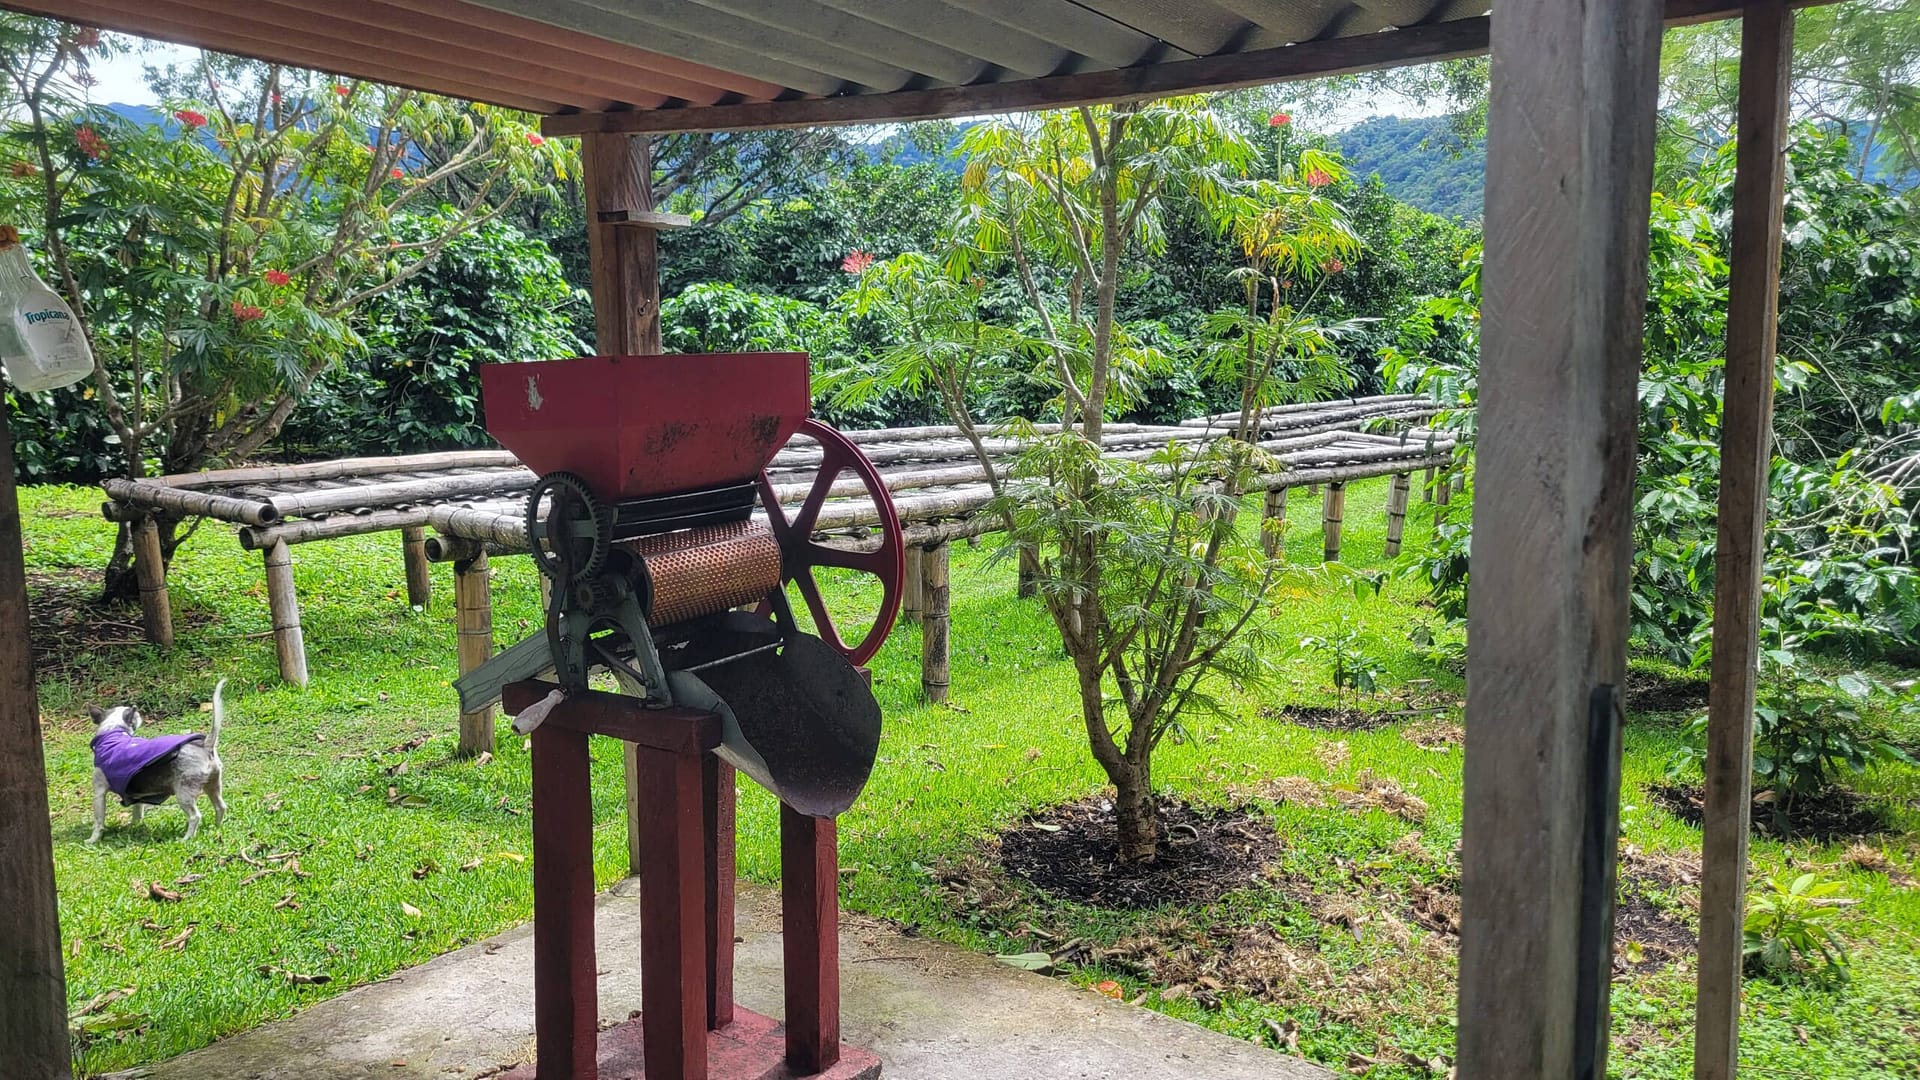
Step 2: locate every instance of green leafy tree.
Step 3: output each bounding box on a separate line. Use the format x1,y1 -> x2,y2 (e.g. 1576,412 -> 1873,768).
951,100 -> 1359,863
0,17 -> 571,595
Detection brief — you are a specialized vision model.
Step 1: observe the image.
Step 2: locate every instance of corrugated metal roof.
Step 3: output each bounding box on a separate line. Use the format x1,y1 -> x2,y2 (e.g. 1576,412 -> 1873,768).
9,0 -> 1809,130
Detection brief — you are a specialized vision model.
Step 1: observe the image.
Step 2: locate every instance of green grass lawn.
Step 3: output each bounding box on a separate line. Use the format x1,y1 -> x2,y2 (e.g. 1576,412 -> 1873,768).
23,477 -> 1920,1078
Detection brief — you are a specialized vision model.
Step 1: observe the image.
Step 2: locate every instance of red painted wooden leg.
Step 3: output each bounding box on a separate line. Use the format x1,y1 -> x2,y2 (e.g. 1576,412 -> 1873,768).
704,755 -> 737,1031
781,804 -> 840,1074
531,725 -> 598,1080
637,747 -> 709,1080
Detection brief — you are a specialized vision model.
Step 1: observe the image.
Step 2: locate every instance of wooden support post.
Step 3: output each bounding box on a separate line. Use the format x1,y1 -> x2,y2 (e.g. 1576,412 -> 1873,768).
530,723 -> 598,1080
1384,473 -> 1412,557
780,805 -> 841,1074
454,553 -> 495,756
636,745 -> 708,1080
1696,6 -> 1793,1079
582,131 -> 662,354
1321,482 -> 1346,563
1262,487 -> 1289,559
401,525 -> 432,609
583,130 -> 663,870
1452,469 -> 1466,496
1435,467 -> 1453,507
132,515 -> 174,647
1458,1 -> 1662,1076
263,539 -> 308,686
703,756 -> 736,1032
902,544 -> 924,624
1016,543 -> 1039,599
1422,465 -> 1436,503
0,403 -> 73,1080
921,541 -> 951,703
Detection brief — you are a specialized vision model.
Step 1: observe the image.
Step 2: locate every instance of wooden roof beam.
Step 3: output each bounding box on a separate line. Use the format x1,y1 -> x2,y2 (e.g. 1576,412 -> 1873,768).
544,0 -> 1842,136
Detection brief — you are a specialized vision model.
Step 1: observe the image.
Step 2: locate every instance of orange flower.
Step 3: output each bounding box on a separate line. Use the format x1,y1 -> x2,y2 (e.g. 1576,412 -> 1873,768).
174,109 -> 208,130
231,301 -> 265,322
1268,112 -> 1291,127
74,126 -> 108,161
390,167 -> 404,179
8,160 -> 38,178
840,250 -> 875,274
525,132 -> 546,147
264,269 -> 291,287
1320,258 -> 1345,275
1304,168 -> 1333,188
333,84 -> 351,97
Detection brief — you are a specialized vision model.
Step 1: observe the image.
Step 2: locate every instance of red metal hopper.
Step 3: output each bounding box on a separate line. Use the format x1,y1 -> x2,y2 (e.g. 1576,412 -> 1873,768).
480,353 -> 811,500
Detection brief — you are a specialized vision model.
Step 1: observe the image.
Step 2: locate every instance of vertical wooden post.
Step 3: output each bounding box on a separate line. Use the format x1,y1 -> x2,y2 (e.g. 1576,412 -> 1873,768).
530,722 -> 598,1080
1016,543 -> 1040,599
902,544 -> 924,624
584,130 -> 662,873
1261,487 -> 1288,559
1697,7 -> 1793,1079
132,516 -> 173,647
703,756 -> 736,1031
781,806 -> 841,1074
263,539 -> 308,686
0,405 -> 73,1080
582,132 -> 662,354
1422,465 -> 1436,503
1435,467 -> 1453,507
1321,482 -> 1345,563
1458,0 -> 1663,1076
1384,473 -> 1412,557
921,541 -> 951,703
401,525 -> 432,609
636,746 -> 708,1080
454,553 -> 494,756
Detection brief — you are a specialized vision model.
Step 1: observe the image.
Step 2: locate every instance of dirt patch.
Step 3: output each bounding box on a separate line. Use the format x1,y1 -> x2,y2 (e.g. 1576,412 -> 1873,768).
26,568 -> 166,678
997,797 -> 1282,909
1259,703 -> 1398,732
1625,670 -> 1711,715
1651,782 -> 1890,842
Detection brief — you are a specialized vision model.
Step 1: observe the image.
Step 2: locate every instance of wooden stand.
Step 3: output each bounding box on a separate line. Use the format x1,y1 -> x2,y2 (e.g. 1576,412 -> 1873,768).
402,525 -> 433,608
263,538 -> 308,686
920,542 -> 950,703
1261,487 -> 1288,559
501,681 -> 881,1080
1383,473 -> 1412,558
455,552 -> 495,756
133,516 -> 174,647
1321,482 -> 1346,563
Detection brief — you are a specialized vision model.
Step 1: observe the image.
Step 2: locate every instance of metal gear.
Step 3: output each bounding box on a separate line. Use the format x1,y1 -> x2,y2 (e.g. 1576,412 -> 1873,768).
527,471 -> 613,582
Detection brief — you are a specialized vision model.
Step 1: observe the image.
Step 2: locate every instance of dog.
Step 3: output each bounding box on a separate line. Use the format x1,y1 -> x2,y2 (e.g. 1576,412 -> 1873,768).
86,678 -> 228,842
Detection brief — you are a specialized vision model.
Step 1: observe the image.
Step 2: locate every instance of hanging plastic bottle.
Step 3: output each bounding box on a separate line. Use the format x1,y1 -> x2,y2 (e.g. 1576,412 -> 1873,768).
0,225 -> 94,392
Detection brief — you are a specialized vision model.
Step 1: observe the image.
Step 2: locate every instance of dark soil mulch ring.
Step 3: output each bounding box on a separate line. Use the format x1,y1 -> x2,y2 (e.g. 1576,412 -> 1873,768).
1260,704 -> 1399,733
1613,884 -> 1697,974
1652,782 -> 1890,842
998,796 -> 1282,909
1625,670 -> 1711,715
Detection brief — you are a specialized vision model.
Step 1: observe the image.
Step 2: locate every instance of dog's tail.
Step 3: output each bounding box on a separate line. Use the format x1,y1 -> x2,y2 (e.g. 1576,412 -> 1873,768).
207,678 -> 227,752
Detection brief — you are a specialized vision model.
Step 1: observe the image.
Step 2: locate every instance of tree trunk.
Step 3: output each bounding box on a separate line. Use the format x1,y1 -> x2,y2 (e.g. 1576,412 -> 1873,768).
1112,759 -> 1158,865
100,516 -> 186,604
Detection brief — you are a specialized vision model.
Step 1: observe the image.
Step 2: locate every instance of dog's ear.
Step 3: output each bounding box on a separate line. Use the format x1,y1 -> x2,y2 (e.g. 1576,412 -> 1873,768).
87,705 -> 105,723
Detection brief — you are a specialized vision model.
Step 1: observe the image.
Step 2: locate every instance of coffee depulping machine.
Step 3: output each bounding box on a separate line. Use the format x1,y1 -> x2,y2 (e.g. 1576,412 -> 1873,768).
456,353 -> 904,1080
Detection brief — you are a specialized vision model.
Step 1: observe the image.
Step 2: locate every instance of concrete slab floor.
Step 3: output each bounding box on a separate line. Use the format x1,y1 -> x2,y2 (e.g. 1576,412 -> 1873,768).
104,880 -> 1335,1080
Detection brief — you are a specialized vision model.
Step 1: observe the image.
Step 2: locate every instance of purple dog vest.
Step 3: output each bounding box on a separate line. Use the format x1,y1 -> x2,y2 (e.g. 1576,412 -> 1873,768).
92,727 -> 204,806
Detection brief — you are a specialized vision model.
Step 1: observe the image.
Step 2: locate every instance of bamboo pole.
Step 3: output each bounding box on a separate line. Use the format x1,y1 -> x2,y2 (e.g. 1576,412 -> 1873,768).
454,552 -> 495,757
103,478 -> 277,526
1321,482 -> 1346,563
141,449 -> 521,489
263,468 -> 534,519
1262,487 -> 1289,559
132,516 -> 174,647
921,542 -> 950,703
402,526 -> 432,609
1016,543 -> 1039,599
902,544 -> 924,624
1384,473 -> 1412,557
263,539 -> 308,686
1423,465 -> 1437,502
241,507 -> 439,551
1697,6 -> 1793,1078
1435,467 -> 1453,508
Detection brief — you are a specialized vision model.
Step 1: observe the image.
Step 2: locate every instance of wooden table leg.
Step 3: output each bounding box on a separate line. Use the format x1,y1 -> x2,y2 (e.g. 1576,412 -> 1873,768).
637,746 -> 708,1080
781,804 -> 840,1074
531,724 -> 598,1080
704,755 -> 736,1031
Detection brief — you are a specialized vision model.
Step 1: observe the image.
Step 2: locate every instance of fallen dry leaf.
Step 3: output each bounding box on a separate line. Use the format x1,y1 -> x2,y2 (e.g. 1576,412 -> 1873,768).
147,881 -> 182,902
70,986 -> 135,1019
475,751 -> 493,767
400,901 -> 423,918
1094,979 -> 1124,1000
459,857 -> 484,872
158,925 -> 195,951
174,873 -> 205,885
273,893 -> 300,911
